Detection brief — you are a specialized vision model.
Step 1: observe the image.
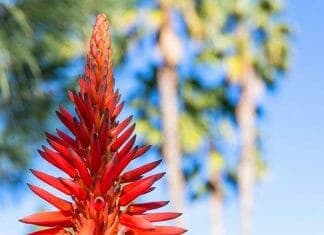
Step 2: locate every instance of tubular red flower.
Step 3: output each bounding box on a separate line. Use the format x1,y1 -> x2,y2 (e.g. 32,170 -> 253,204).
20,13 -> 186,235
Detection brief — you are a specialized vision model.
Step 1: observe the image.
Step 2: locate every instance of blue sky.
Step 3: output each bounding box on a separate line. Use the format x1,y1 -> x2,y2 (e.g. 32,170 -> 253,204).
252,1 -> 324,234
1,0 -> 324,234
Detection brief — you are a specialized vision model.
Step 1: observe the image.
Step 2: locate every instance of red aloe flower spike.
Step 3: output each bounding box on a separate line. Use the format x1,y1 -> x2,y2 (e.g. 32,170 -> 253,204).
20,13 -> 186,234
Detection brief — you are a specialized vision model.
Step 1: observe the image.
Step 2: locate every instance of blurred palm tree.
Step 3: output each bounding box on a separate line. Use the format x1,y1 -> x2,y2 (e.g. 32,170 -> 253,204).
116,0 -> 233,229
157,0 -> 186,226
177,1 -> 289,234
219,1 -> 290,235
178,2 -> 233,233
122,1 -> 289,234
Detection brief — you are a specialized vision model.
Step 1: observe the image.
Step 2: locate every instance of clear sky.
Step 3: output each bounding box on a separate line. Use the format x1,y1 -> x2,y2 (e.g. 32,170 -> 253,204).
1,1 -> 324,234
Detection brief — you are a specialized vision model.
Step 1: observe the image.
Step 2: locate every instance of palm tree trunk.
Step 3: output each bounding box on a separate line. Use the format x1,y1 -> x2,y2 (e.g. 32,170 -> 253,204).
157,0 -> 185,227
157,67 -> 185,226
236,68 -> 257,235
210,179 -> 224,235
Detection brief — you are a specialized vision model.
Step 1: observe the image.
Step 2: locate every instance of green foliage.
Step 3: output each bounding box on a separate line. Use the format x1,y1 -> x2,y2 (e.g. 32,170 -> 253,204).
0,0 -> 135,186
123,0 -> 290,200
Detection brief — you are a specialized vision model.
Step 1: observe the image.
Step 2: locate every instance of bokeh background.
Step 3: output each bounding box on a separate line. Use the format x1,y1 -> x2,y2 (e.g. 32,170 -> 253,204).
0,0 -> 323,234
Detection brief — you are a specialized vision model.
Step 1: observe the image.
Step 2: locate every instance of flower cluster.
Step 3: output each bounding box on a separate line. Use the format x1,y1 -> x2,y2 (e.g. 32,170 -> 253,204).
20,13 -> 186,235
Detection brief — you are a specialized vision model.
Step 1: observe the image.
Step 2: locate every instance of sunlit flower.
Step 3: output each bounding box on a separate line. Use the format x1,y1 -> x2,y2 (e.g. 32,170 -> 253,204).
20,13 -> 186,235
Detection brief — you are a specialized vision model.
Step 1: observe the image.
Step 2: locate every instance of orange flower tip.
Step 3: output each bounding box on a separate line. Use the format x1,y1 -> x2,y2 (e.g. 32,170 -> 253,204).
96,13 -> 107,23
113,115 -> 134,136
120,175 -> 162,206
30,169 -> 43,178
30,169 -> 39,177
29,168 -> 37,175
27,183 -> 73,211
144,187 -> 155,195
19,211 -> 72,227
127,201 -> 170,215
121,159 -> 163,182
134,145 -> 151,159
111,123 -> 136,151
117,135 -> 137,159
149,172 -> 166,181
143,212 -> 183,222
112,107 -> 124,120
120,214 -> 154,231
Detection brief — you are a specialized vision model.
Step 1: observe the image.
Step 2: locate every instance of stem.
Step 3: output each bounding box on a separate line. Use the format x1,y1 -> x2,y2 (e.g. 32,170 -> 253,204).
157,67 -> 185,227
237,68 -> 257,235
157,0 -> 185,227
210,179 -> 224,235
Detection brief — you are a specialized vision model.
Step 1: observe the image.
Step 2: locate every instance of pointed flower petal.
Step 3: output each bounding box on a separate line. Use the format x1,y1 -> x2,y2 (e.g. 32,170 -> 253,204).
120,214 -> 154,231
28,184 -> 72,211
20,211 -> 72,227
